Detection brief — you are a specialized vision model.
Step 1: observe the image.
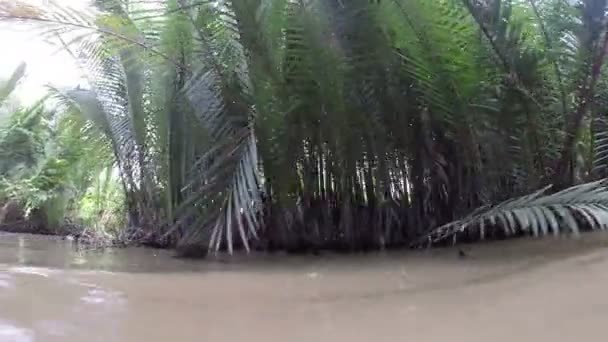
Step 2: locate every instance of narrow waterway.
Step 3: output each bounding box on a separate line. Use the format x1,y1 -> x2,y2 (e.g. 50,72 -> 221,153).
2,231 -> 608,341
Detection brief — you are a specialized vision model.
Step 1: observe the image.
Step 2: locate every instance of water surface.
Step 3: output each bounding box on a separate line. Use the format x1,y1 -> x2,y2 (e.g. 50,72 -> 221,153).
2,232 -> 608,341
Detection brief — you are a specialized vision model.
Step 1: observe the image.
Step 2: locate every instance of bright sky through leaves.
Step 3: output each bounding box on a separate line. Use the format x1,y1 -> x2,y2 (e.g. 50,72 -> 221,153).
0,0 -> 89,105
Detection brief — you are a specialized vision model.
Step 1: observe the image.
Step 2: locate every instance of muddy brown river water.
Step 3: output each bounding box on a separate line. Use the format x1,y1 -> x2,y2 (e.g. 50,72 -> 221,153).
2,231 -> 608,341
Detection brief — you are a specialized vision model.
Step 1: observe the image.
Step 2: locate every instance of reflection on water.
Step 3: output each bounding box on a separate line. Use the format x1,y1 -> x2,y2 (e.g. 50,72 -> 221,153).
17,237 -> 25,265
2,231 -> 608,341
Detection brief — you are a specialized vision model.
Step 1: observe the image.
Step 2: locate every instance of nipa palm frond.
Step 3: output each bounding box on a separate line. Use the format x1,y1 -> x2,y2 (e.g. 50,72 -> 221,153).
49,49 -> 143,197
592,119 -> 608,177
179,65 -> 262,254
413,180 -> 608,247
175,1 -> 265,254
0,0 -> 173,63
0,62 -> 27,108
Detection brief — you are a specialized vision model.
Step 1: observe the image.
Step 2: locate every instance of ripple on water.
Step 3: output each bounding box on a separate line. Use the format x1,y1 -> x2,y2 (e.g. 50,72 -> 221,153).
7,267 -> 55,278
0,321 -> 34,342
34,320 -> 74,337
81,287 -> 125,306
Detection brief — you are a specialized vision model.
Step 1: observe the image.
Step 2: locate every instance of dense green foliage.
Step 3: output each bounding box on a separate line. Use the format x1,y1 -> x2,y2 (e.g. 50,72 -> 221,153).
3,0 -> 608,254
0,63 -> 124,237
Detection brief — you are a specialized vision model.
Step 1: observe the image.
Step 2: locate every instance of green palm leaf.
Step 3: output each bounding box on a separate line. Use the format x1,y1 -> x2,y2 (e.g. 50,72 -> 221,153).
173,0 -> 267,253
414,180 -> 608,247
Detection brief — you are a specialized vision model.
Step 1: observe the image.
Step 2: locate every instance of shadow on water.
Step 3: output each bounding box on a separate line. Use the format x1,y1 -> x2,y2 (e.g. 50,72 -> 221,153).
4,230 -> 608,275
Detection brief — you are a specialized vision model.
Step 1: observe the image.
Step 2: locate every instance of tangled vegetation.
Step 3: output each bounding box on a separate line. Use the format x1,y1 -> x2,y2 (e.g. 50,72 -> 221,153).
3,0 -> 608,256
0,63 -> 125,241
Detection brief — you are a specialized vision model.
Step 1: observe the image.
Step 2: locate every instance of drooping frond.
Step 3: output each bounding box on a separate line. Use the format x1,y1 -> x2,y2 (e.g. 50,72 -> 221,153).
414,180 -> 608,246
173,0 -> 269,253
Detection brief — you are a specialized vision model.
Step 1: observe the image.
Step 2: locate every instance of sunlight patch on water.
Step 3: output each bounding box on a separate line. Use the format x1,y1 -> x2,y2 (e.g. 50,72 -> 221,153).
0,273 -> 14,289
0,321 -> 34,342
